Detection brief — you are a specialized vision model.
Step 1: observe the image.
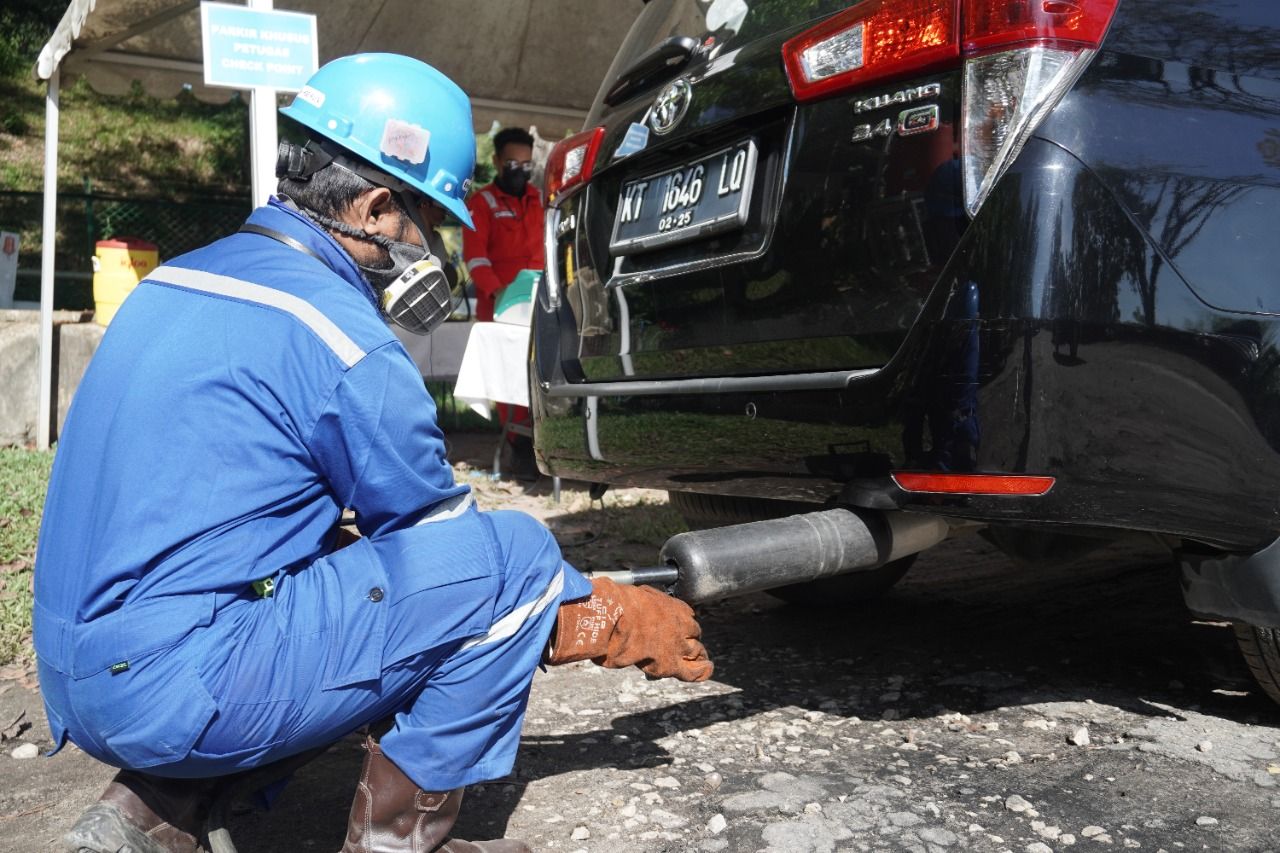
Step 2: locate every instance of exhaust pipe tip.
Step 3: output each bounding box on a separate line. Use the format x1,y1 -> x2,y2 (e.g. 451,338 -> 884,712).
661,508 -> 950,603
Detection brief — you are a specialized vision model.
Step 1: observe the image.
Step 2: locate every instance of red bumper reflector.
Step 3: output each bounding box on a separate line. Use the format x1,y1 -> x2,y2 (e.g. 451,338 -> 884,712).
891,472 -> 1055,495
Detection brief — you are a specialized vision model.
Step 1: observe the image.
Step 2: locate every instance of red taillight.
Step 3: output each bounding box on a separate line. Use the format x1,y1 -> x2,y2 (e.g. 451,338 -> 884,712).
892,472 -> 1056,495
783,0 -> 959,102
784,1 -> 1121,214
962,0 -> 1117,55
544,126 -> 605,206
782,0 -> 1119,103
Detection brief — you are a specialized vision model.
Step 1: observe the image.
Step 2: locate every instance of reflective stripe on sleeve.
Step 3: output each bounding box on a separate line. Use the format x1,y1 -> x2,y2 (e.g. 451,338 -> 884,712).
414,491 -> 475,525
480,190 -> 498,210
466,258 -> 493,272
458,565 -> 567,651
147,265 -> 367,368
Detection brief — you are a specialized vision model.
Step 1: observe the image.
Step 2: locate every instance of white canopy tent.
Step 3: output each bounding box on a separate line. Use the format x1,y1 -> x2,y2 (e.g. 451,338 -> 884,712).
32,0 -> 640,448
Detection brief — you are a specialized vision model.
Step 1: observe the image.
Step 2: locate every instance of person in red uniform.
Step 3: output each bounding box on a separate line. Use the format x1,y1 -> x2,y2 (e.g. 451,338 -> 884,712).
463,127 -> 542,476
463,127 -> 542,322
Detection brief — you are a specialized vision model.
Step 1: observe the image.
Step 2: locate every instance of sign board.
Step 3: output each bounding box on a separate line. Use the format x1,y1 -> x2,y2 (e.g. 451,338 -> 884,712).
0,232 -> 17,309
200,2 -> 318,92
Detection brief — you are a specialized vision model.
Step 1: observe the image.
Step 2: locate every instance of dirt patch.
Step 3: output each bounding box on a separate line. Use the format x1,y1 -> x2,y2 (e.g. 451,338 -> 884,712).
4,432 -> 1280,852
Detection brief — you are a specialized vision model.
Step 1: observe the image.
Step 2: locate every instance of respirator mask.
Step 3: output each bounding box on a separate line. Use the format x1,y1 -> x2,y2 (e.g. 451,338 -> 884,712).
357,205 -> 454,336
277,139 -> 458,336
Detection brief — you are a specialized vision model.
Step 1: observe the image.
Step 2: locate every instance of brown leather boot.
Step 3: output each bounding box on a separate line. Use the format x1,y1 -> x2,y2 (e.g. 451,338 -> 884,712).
340,737 -> 531,853
62,770 -> 215,853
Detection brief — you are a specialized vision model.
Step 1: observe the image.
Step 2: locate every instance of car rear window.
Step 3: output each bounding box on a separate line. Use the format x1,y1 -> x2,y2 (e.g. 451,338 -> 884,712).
591,0 -> 850,114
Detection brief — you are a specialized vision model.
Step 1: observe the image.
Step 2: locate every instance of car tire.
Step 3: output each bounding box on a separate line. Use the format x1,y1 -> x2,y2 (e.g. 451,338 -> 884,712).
667,491 -> 913,607
1232,622 -> 1280,706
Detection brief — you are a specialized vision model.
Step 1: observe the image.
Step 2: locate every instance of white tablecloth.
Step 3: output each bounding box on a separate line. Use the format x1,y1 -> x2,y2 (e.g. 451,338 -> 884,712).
393,319 -> 474,382
452,321 -> 531,419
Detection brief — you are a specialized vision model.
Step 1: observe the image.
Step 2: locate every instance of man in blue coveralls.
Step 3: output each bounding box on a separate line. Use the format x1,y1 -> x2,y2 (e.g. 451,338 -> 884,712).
34,54 -> 712,853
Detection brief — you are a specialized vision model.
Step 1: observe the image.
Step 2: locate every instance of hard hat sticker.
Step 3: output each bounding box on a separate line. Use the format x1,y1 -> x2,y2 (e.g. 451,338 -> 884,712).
381,119 -> 431,165
295,85 -> 325,108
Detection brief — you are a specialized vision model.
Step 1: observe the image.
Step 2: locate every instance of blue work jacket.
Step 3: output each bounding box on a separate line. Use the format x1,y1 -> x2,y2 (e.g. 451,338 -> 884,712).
33,198 -> 474,754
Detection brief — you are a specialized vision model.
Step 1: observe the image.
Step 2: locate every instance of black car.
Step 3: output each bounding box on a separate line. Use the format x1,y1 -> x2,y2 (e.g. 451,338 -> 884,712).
531,0 -> 1280,704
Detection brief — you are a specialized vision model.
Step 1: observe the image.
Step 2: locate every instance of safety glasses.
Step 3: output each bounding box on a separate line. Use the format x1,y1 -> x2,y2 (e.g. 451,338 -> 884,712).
502,159 -> 535,174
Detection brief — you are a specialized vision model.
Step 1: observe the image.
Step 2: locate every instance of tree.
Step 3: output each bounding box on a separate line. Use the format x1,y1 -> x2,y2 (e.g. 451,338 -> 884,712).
0,1 -> 65,78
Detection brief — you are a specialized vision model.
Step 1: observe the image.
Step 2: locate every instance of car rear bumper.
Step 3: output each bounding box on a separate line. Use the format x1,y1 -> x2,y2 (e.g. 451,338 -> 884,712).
533,138 -> 1280,549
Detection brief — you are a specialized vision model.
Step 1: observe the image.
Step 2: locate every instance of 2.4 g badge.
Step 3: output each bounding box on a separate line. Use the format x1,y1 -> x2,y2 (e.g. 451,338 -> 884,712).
852,104 -> 940,143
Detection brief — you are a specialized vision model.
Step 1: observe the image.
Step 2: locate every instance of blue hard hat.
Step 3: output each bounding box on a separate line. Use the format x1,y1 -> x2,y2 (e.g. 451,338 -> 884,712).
281,53 -> 476,228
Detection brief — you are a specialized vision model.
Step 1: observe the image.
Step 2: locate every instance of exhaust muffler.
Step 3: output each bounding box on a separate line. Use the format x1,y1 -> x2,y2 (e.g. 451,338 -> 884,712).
589,507 -> 950,603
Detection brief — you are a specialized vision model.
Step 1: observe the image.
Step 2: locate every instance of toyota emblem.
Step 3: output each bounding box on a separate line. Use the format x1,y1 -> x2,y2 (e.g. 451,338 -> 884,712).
648,78 -> 692,135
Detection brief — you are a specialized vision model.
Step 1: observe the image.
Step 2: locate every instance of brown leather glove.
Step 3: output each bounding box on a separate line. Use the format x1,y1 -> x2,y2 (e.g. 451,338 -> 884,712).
547,577 -> 713,682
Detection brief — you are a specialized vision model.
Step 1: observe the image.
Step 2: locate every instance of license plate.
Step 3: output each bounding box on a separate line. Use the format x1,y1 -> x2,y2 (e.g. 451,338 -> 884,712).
609,139 -> 758,256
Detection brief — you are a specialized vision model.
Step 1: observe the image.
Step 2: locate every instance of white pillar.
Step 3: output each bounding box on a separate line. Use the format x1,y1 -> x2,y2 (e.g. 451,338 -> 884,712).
37,70 -> 60,451
247,0 -> 277,207
248,87 -> 278,206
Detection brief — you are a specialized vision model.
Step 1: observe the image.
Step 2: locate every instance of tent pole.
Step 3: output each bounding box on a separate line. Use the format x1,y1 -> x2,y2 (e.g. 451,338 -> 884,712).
247,0 -> 276,207
248,86 -> 277,206
37,69 -> 60,451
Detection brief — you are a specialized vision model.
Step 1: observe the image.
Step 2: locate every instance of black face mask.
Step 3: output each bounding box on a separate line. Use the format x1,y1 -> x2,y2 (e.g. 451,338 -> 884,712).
497,164 -> 530,196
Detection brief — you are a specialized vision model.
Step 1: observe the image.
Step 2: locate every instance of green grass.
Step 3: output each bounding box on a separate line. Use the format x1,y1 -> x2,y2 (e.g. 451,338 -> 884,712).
0,70 -> 503,197
0,74 -> 250,195
0,446 -> 53,665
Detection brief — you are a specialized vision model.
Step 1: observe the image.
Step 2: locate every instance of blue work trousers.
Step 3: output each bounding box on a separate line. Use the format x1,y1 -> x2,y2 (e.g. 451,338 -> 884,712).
41,508 -> 586,792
